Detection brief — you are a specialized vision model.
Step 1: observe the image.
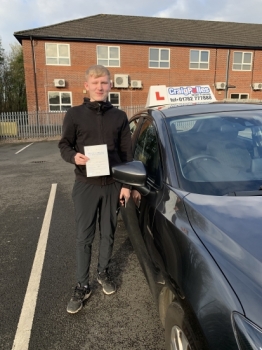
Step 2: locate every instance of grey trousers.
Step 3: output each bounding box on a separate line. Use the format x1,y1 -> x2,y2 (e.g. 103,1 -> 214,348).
72,180 -> 121,286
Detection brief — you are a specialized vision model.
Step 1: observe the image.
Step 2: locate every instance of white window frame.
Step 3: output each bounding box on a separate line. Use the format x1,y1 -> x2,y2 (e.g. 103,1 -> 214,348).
149,48 -> 170,69
48,91 -> 72,111
108,92 -> 120,108
45,43 -> 70,66
230,93 -> 249,100
97,46 -> 120,67
189,49 -> 210,70
232,51 -> 252,71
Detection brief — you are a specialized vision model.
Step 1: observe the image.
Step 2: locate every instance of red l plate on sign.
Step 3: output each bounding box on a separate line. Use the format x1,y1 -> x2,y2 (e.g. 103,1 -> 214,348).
155,91 -> 165,100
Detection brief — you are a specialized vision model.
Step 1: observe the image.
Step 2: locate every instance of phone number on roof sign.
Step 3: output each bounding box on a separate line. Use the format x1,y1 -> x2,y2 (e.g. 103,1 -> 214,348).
170,95 -> 213,103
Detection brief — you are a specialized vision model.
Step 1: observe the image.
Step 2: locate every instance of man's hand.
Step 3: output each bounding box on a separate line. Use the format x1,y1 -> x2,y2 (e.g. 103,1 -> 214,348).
74,152 -> 89,165
119,187 -> 131,207
131,189 -> 141,207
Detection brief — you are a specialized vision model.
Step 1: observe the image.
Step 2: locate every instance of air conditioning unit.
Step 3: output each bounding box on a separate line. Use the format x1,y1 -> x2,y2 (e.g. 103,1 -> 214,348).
252,83 -> 262,90
114,74 -> 129,88
215,82 -> 226,90
131,80 -> 142,88
54,79 -> 65,87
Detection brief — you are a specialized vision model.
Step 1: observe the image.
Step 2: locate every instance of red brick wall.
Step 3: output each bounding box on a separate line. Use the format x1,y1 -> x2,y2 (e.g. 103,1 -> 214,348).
22,39 -> 262,112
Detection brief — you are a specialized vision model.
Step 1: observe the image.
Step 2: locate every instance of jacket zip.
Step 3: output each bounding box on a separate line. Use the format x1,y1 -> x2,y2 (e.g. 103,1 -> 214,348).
97,104 -> 107,187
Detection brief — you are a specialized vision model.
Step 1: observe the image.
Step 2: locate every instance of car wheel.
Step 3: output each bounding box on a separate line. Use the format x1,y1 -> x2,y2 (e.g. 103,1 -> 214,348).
165,301 -> 206,350
159,286 -> 175,327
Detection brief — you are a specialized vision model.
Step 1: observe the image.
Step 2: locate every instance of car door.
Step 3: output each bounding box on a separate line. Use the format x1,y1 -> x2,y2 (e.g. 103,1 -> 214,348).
131,115 -> 167,276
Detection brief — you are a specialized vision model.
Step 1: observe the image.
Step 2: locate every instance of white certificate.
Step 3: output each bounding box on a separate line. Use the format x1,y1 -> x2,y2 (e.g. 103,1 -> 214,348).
84,144 -> 110,177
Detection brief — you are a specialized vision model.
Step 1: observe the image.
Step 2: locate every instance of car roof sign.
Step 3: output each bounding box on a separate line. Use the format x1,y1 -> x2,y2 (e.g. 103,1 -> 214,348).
145,85 -> 168,108
145,84 -> 217,108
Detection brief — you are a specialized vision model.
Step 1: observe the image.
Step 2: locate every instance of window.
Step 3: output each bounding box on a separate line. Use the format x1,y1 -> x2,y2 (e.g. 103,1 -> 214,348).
97,46 -> 120,67
190,50 -> 209,69
134,119 -> 161,183
129,118 -> 140,137
108,93 -> 120,108
171,120 -> 197,133
45,44 -> 70,65
233,52 -> 252,71
149,48 -> 170,68
230,93 -> 249,99
48,92 -> 72,111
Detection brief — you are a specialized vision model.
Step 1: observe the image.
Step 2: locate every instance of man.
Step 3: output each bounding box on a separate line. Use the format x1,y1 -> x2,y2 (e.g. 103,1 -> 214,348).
58,65 -> 132,314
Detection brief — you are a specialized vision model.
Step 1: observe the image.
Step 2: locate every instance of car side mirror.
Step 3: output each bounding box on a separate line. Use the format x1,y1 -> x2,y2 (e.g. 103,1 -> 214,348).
112,161 -> 150,196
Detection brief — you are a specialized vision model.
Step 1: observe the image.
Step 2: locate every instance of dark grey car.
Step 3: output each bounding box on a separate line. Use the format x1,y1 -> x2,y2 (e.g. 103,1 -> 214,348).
112,103 -> 262,350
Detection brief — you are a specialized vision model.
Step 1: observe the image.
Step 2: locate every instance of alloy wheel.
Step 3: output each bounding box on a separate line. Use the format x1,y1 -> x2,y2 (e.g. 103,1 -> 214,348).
170,325 -> 191,350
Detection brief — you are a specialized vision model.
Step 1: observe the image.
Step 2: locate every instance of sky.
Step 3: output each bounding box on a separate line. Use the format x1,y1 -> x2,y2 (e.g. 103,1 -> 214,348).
1,0 -> 262,53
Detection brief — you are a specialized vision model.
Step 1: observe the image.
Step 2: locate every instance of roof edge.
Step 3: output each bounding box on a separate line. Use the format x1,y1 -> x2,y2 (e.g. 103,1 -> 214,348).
13,34 -> 262,51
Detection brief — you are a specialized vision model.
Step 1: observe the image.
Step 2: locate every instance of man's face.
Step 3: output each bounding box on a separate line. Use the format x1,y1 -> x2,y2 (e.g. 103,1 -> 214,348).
84,74 -> 111,102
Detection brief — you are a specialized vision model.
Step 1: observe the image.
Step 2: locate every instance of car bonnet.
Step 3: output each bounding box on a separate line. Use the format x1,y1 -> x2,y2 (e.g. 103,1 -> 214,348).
184,193 -> 262,328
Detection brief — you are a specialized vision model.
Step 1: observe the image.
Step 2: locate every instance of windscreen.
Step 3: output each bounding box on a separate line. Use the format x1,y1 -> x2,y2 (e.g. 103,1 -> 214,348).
167,110 -> 262,195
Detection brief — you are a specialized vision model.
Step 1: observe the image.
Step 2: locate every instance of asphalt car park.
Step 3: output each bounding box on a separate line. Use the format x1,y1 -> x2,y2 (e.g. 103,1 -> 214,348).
112,101 -> 262,350
0,140 -> 165,350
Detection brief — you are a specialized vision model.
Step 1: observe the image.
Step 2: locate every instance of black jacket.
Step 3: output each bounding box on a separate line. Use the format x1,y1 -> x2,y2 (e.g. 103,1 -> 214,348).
58,98 -> 133,186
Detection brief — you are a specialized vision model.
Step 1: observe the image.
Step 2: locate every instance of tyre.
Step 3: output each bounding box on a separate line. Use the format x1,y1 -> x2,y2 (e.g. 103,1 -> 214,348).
165,301 -> 207,350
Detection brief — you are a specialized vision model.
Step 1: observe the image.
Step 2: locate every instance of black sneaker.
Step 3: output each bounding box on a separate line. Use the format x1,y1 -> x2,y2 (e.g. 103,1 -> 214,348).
66,283 -> 91,314
97,270 -> 116,295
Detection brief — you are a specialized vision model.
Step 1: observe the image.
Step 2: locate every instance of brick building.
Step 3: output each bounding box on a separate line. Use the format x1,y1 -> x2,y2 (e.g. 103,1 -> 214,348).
14,14 -> 262,112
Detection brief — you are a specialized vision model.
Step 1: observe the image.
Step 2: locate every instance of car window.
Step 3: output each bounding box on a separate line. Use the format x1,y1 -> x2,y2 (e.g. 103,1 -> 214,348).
134,119 -> 161,184
167,111 -> 262,195
239,127 -> 252,139
170,120 -> 196,133
129,118 -> 140,136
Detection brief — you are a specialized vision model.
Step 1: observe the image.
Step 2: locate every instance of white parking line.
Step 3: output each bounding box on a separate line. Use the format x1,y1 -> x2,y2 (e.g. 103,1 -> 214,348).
12,183 -> 57,350
15,143 -> 34,154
